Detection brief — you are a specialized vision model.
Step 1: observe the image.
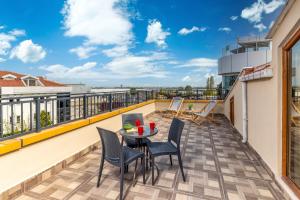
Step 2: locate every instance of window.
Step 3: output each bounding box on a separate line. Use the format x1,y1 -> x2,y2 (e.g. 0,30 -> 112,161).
282,28 -> 300,195
288,39 -> 300,187
26,79 -> 36,86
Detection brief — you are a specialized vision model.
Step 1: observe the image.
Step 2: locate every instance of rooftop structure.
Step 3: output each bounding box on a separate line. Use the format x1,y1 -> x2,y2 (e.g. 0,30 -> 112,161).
0,71 -> 71,97
218,35 -> 272,91
0,71 -> 65,87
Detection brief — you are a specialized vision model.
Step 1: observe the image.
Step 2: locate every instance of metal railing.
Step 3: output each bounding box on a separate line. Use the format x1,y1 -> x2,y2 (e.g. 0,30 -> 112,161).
0,90 -> 155,140
0,88 -> 228,141
156,88 -> 229,100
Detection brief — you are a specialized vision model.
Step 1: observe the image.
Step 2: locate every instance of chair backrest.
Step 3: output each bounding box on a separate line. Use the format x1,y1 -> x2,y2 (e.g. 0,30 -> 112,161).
169,97 -> 184,112
202,100 -> 217,116
122,113 -> 144,126
168,118 -> 185,147
96,127 -> 121,160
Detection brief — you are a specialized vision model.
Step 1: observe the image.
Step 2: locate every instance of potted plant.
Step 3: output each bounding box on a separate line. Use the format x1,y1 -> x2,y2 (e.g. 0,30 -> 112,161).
188,103 -> 193,110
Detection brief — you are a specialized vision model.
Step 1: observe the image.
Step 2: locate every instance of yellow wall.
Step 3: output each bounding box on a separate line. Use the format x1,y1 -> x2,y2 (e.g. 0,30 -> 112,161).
0,103 -> 155,193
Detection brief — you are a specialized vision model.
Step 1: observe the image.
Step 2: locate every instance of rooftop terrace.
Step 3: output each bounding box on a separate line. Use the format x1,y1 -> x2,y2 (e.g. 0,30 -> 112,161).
12,113 -> 288,200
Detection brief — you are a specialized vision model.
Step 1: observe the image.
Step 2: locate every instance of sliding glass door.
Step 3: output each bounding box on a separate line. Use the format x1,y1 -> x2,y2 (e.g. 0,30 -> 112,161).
288,39 -> 300,187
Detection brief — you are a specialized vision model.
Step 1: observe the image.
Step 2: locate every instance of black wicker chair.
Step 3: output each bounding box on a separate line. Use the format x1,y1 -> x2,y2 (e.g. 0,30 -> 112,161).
147,118 -> 186,185
96,127 -> 145,200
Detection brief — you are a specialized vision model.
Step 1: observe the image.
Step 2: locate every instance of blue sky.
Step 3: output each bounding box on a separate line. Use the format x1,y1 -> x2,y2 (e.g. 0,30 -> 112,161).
0,0 -> 285,87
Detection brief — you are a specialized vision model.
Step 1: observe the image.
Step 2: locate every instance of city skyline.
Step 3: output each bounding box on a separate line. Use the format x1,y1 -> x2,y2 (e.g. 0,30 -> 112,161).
0,0 -> 285,87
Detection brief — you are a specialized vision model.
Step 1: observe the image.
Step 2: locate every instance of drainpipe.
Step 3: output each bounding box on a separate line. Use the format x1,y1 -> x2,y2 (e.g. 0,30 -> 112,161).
242,81 -> 248,143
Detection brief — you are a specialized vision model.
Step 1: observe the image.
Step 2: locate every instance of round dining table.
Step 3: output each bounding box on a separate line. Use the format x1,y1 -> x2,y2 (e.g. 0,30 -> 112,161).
119,125 -> 158,142
119,125 -> 159,177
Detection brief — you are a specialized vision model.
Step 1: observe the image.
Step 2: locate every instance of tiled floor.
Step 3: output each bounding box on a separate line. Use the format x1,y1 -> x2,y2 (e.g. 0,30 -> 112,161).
13,113 -> 288,200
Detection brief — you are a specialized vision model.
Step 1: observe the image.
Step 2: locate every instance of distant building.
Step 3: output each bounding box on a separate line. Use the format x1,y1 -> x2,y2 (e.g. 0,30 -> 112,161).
218,36 -> 272,90
0,71 -> 71,134
65,83 -> 91,94
0,71 -> 71,97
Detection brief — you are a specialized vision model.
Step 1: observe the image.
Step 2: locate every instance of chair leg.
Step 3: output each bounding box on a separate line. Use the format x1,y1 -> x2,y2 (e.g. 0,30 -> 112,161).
97,155 -> 104,187
142,157 -> 145,184
146,149 -> 149,170
120,164 -> 124,200
151,156 -> 155,185
177,153 -> 186,182
169,155 -> 173,166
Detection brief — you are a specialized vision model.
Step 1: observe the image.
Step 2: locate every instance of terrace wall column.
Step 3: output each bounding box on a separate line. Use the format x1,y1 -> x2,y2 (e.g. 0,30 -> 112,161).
242,81 -> 248,143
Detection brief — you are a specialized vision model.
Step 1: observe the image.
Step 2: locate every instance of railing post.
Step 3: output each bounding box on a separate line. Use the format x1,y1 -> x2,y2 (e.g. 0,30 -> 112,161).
196,89 -> 199,100
125,92 -> 129,107
0,102 -> 2,138
145,91 -> 148,101
151,90 -> 154,100
83,95 -> 87,118
137,91 -> 139,104
35,97 -> 41,132
109,94 -> 113,111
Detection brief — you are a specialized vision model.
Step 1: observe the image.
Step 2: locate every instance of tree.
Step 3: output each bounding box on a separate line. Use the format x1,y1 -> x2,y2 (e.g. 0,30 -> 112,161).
206,76 -> 215,89
185,85 -> 192,92
185,85 -> 193,97
130,88 -> 137,95
210,76 -> 215,89
40,110 -> 52,128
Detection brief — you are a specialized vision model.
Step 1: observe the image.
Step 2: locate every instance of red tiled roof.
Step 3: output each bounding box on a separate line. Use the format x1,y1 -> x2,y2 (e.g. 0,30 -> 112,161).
39,77 -> 65,87
0,79 -> 24,87
0,70 -> 65,87
0,71 -> 24,78
241,63 -> 271,76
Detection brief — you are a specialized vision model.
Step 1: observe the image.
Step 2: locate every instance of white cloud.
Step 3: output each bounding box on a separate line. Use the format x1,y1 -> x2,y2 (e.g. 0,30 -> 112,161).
0,28 -> 27,59
102,45 -> 128,57
104,53 -> 168,78
167,60 -> 179,65
218,27 -> 231,33
230,16 -> 238,21
0,33 -> 15,56
179,58 -> 218,68
182,75 -> 191,82
70,45 -> 97,59
62,0 -> 133,46
41,51 -> 169,82
10,40 -> 46,63
178,26 -> 206,35
0,58 -> 6,62
9,29 -> 26,37
241,0 -> 285,23
145,19 -> 170,48
269,20 -> 275,29
254,23 -> 267,32
41,62 -> 101,80
264,0 -> 285,14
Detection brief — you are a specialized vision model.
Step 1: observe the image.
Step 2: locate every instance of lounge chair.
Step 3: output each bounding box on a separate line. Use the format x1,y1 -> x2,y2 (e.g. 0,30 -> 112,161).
292,103 -> 300,126
160,97 -> 184,117
191,100 -> 217,125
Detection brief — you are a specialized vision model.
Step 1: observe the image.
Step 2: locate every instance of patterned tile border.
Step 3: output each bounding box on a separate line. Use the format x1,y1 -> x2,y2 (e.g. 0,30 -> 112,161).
1,113 -> 293,200
0,143 -> 100,200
